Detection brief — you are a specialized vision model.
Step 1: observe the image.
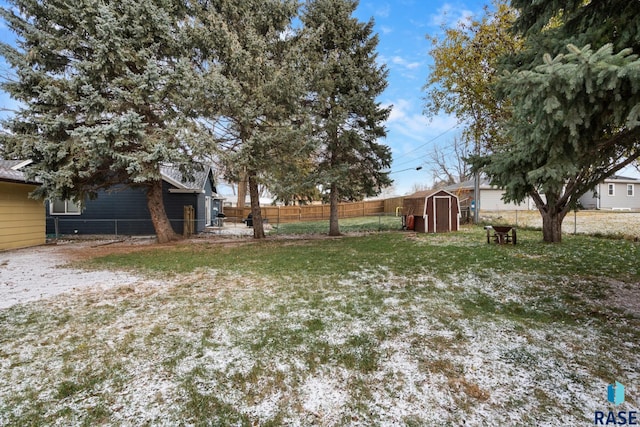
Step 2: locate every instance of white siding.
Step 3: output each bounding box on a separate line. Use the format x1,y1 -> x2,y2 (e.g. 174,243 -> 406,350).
479,189 -> 535,211
600,182 -> 639,210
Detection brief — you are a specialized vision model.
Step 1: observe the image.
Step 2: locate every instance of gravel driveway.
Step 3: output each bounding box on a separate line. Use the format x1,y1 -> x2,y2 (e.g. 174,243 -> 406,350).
0,241 -> 145,310
0,223 -> 256,310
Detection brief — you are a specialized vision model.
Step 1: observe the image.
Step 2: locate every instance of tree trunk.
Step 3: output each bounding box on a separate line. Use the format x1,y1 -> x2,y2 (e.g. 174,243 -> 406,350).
237,171 -> 248,209
530,190 -> 569,243
248,173 -> 265,239
147,179 -> 180,244
539,206 -> 568,243
328,183 -> 340,236
540,211 -> 560,243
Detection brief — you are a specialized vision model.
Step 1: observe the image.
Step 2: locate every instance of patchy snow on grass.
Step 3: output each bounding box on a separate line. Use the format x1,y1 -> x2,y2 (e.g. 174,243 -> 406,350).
301,373 -> 349,421
0,233 -> 638,426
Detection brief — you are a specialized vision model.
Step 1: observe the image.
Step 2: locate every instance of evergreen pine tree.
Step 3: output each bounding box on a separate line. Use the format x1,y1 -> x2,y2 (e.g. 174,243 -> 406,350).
470,0 -> 640,242
194,0 -> 310,239
0,0 -> 209,243
302,0 -> 391,236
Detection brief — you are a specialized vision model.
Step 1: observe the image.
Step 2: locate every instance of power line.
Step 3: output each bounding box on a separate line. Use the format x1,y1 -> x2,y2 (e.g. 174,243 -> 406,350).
391,120 -> 464,168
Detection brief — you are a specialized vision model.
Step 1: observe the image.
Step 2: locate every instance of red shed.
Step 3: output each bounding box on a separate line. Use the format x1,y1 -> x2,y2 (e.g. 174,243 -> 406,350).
403,189 -> 460,233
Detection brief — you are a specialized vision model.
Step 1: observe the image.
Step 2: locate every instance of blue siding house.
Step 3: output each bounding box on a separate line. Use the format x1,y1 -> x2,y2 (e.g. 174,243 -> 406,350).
46,164 -> 224,236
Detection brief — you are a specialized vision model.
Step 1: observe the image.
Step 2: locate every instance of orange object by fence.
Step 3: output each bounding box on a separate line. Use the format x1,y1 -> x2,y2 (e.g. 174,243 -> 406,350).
406,215 -> 415,230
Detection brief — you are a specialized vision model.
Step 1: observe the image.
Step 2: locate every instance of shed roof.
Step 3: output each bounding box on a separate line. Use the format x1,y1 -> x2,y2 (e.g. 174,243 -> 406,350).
405,189 -> 458,199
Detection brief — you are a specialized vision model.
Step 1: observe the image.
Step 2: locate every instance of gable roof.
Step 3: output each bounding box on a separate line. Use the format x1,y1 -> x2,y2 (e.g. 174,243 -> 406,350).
443,174 -> 640,191
604,175 -> 640,183
443,177 -> 494,192
0,159 -> 219,192
160,164 -> 221,197
405,189 -> 458,199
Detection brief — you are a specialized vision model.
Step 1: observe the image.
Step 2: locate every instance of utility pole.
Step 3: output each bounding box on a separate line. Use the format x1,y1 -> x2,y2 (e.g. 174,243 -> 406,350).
473,133 -> 480,224
474,170 -> 480,223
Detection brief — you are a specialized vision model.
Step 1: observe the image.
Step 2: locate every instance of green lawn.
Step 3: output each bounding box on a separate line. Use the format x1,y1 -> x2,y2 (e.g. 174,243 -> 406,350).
269,215 -> 403,235
0,227 -> 638,425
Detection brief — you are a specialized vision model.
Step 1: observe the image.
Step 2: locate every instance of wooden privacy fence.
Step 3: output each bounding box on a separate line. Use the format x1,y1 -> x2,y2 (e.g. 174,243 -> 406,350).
225,197 -> 406,224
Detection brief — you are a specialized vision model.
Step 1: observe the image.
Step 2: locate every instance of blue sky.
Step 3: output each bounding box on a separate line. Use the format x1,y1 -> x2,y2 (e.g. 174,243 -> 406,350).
353,0 -> 488,195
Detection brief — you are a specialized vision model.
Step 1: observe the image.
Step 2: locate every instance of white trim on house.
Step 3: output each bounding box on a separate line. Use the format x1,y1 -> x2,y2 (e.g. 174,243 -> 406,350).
50,199 -> 82,215
205,196 -> 212,226
161,174 -> 187,190
10,159 -> 33,170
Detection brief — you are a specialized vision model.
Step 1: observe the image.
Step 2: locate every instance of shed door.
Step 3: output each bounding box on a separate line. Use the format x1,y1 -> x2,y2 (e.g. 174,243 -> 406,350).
435,197 -> 450,233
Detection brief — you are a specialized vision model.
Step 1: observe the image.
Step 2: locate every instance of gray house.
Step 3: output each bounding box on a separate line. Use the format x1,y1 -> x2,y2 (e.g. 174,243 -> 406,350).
579,175 -> 640,210
46,164 -> 224,236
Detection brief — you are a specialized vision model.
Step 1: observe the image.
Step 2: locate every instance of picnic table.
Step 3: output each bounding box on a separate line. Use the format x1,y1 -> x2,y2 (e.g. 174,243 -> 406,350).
486,225 -> 517,245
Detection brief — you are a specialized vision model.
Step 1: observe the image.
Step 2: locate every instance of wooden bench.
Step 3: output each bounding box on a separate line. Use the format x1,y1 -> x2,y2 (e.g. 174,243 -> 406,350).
486,225 -> 517,245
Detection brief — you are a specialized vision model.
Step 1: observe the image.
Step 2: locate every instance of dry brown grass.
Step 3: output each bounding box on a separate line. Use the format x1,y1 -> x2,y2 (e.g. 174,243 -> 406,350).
481,210 -> 640,237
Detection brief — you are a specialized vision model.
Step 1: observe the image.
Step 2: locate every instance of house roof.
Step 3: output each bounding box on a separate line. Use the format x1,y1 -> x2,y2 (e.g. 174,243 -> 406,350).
605,175 -> 640,183
0,159 -> 38,185
0,159 -> 220,193
443,174 -> 640,191
442,177 -> 494,192
160,164 -> 222,197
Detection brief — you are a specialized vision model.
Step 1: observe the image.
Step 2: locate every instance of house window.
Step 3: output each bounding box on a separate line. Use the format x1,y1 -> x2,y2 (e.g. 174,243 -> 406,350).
50,199 -> 81,215
628,184 -> 634,197
608,184 -> 615,196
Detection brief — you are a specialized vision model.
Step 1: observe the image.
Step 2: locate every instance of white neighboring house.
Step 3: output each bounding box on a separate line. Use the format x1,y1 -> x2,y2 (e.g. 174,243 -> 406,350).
579,175 -> 640,210
444,178 -> 539,211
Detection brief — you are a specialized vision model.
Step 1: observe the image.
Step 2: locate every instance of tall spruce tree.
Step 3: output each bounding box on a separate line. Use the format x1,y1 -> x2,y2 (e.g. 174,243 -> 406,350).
0,0 -> 209,243
194,0 -> 310,239
302,0 -> 391,236
470,0 -> 640,243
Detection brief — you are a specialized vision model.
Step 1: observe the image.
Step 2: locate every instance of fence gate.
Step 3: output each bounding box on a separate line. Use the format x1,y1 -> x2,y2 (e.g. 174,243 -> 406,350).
183,205 -> 195,237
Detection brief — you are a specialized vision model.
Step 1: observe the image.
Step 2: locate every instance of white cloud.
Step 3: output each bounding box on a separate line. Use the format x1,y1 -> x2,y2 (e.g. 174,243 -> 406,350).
380,25 -> 393,35
384,99 -> 459,143
429,3 -> 474,28
388,56 -> 423,72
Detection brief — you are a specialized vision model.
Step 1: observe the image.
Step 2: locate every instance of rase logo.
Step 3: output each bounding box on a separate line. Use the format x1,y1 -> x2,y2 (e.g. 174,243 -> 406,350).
595,381 -> 637,425
609,382 -> 626,406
